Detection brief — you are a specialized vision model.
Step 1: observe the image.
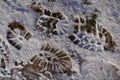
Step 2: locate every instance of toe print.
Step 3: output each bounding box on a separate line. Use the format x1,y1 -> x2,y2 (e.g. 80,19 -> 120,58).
68,14 -> 116,52
36,13 -> 67,35
30,43 -> 72,73
31,1 -> 68,35
68,16 -> 116,51
7,21 -> 32,50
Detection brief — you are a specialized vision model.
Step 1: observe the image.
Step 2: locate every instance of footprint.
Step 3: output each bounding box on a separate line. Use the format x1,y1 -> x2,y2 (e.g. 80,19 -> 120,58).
30,1 -> 68,35
37,15 -> 68,35
11,64 -> 52,80
30,43 -> 72,73
7,21 -> 32,50
68,15 -> 116,52
0,34 -> 10,69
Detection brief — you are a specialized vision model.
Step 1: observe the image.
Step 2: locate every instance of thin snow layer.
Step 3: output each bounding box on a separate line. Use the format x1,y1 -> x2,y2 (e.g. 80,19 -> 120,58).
0,0 -> 120,80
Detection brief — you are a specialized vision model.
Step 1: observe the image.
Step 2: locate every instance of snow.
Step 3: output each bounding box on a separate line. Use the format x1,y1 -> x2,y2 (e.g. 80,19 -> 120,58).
0,0 -> 120,80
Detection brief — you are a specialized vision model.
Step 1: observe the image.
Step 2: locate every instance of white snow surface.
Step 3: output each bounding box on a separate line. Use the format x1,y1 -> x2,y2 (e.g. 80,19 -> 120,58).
0,0 -> 120,80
